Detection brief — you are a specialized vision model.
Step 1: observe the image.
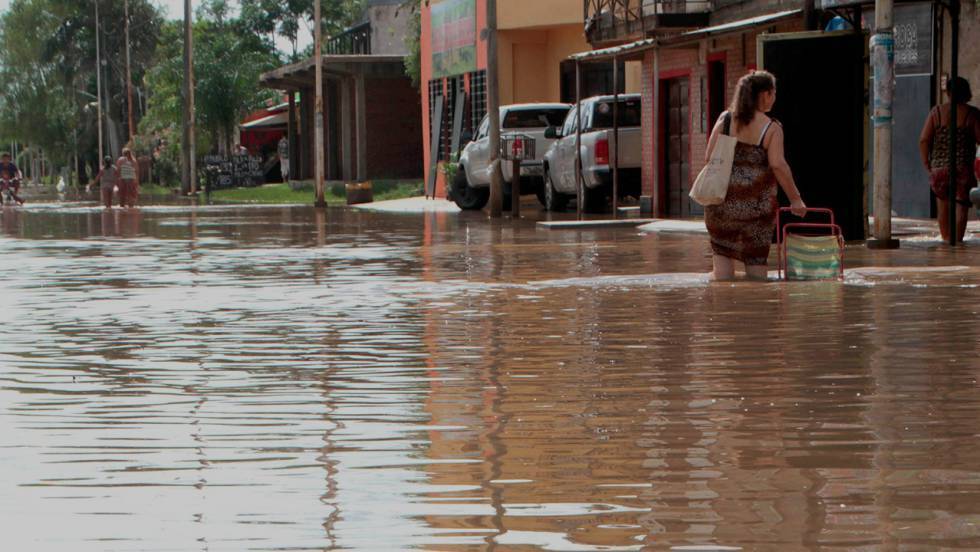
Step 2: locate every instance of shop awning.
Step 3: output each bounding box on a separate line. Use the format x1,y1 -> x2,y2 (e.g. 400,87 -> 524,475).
568,9 -> 803,62
241,111 -> 289,129
259,54 -> 407,90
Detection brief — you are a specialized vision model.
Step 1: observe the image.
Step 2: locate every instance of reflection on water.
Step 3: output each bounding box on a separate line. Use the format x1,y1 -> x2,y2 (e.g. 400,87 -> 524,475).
1,204 -> 980,551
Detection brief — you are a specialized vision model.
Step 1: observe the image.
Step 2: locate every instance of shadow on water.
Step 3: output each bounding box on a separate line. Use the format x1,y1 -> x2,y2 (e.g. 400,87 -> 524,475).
1,203 -> 979,550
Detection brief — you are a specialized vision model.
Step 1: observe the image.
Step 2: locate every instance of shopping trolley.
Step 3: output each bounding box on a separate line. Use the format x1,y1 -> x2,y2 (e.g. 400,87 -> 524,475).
777,207 -> 845,281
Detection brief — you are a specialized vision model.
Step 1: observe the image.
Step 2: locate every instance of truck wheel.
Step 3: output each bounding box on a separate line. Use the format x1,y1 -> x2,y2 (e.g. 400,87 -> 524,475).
452,168 -> 489,210
543,171 -> 568,212
583,185 -> 608,213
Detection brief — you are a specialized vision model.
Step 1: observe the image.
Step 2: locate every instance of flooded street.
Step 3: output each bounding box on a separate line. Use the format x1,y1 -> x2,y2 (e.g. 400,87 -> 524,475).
2,203 -> 980,551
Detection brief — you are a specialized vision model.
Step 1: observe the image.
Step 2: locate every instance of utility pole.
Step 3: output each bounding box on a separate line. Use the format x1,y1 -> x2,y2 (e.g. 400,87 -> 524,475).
313,0 -> 327,207
867,0 -> 899,249
94,0 -> 104,162
486,0 -> 502,217
182,0 -> 196,194
125,0 -> 135,143
947,0 -> 961,246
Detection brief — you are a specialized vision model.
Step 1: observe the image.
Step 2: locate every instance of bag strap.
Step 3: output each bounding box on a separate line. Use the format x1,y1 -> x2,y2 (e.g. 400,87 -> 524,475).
758,119 -> 774,146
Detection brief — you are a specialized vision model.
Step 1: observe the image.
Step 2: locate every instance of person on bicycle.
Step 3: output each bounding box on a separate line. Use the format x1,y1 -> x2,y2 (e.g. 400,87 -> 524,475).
0,152 -> 25,205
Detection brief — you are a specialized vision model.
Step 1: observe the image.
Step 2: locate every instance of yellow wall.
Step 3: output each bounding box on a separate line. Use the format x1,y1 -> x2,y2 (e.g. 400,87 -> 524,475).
497,0 -> 582,30
497,24 -> 590,104
624,61 -> 642,94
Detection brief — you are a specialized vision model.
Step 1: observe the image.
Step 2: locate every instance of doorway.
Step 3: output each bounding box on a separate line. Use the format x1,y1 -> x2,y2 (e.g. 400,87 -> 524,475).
760,31 -> 866,240
662,77 -> 697,217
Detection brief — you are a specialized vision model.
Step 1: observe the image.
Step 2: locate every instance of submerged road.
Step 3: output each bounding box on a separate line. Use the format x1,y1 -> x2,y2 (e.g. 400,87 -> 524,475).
1,202 -> 979,550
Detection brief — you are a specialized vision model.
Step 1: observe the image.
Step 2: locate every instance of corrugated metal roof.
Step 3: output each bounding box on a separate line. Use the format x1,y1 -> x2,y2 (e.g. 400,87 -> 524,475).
569,9 -> 802,62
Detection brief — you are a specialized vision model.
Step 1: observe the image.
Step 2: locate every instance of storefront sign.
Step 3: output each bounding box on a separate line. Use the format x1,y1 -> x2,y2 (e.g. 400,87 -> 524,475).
860,3 -> 933,76
431,0 -> 477,78
893,3 -> 932,76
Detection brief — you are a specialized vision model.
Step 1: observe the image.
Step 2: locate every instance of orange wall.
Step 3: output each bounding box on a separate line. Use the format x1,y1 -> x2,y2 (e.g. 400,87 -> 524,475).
497,0 -> 582,29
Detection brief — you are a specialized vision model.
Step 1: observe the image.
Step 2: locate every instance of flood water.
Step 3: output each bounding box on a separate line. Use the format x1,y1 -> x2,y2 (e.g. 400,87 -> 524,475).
1,203 -> 979,551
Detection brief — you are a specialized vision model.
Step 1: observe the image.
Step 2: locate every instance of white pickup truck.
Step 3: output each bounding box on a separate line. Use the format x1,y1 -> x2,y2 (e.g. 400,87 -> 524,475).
451,103 -> 572,210
541,94 -> 643,212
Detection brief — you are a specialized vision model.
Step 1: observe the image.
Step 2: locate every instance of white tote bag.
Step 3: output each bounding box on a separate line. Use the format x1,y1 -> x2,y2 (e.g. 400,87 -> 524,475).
689,126 -> 736,206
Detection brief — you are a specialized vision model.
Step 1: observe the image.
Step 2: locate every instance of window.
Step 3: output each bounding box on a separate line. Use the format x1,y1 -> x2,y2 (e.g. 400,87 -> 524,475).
477,115 -> 489,139
561,109 -> 578,136
469,70 -> 487,133
587,97 -> 642,130
502,108 -> 571,129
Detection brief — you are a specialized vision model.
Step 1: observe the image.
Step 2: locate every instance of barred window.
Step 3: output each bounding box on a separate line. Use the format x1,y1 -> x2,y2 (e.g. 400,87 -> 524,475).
469,70 -> 487,133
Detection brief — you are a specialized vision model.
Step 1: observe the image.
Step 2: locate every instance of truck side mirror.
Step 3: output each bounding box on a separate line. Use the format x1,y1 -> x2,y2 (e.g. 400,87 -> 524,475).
544,126 -> 559,139
461,129 -> 473,144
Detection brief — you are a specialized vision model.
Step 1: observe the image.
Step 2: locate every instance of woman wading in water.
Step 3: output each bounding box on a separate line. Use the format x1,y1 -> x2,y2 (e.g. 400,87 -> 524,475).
703,71 -> 806,280
919,76 -> 979,243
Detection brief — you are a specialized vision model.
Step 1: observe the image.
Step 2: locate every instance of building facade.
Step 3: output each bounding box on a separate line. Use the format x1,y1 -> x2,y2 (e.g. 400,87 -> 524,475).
259,0 -> 423,184
420,0 -> 644,198
582,0 -> 979,222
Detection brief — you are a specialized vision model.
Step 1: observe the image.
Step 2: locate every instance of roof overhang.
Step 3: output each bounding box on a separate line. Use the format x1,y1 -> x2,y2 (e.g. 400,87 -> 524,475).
241,111 -> 288,129
569,9 -> 803,63
260,55 -> 408,90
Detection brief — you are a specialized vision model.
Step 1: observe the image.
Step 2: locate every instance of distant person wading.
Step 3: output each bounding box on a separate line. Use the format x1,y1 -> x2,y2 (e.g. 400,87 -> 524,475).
919,76 -> 980,244
703,71 -> 806,280
117,148 -> 139,208
91,156 -> 119,209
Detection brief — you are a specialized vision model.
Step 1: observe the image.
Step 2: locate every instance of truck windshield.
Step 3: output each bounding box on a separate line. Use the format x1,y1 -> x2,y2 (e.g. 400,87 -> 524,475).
588,99 -> 642,130
502,108 -> 570,129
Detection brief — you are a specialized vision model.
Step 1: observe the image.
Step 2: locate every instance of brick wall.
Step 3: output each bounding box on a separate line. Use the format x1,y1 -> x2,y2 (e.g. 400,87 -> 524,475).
366,77 -> 424,180
639,21 -> 802,216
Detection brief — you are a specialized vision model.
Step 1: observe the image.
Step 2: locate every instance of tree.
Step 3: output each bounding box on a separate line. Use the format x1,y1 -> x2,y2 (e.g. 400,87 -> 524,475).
141,0 -> 281,161
0,0 -> 163,179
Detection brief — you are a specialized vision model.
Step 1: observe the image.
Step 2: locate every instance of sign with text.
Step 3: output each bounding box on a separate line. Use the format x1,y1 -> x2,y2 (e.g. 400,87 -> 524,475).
202,153 -> 264,189
893,3 -> 933,76
431,0 -> 477,78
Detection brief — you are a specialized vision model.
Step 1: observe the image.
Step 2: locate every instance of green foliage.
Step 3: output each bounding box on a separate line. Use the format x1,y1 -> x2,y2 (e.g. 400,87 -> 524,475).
0,0 -> 368,175
0,0 -> 163,171
209,180 -> 421,205
402,1 -> 421,88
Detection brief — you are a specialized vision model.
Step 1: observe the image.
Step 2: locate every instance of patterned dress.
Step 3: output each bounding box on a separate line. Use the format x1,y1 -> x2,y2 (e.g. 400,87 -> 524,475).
704,116 -> 778,266
928,105 -> 978,206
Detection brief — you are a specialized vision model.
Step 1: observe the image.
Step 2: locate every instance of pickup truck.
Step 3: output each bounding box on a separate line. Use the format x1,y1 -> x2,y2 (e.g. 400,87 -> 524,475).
541,94 -> 643,212
451,103 -> 572,210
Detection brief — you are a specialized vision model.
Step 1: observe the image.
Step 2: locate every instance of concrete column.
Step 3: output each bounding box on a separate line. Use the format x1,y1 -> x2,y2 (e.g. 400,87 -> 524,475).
300,87 -> 312,179
288,92 -> 298,179
356,74 -> 368,181
341,78 -> 353,182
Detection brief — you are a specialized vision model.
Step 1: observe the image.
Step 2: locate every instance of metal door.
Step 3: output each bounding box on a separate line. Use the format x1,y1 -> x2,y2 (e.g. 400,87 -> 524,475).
664,78 -> 697,217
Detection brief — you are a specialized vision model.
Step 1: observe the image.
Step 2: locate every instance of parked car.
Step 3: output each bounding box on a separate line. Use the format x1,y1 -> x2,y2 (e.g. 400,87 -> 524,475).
541,94 -> 642,212
451,103 -> 572,210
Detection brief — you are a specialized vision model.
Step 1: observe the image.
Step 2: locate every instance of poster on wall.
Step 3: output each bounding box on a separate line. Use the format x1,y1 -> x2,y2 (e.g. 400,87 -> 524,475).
431,0 -> 477,79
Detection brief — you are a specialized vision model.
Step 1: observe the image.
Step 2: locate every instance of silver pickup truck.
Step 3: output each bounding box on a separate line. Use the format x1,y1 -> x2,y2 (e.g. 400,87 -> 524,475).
451,103 -> 572,210
541,94 -> 643,212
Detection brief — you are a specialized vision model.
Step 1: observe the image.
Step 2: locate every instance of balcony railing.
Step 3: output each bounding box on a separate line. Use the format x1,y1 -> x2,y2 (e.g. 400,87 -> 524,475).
584,0 -> 713,44
326,21 -> 372,55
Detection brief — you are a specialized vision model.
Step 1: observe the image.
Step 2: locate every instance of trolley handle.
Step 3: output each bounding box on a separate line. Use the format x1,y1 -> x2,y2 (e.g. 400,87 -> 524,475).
778,207 -> 835,224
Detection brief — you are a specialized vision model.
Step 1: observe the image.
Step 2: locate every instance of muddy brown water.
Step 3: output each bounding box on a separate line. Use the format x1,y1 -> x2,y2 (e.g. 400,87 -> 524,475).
1,203 -> 979,551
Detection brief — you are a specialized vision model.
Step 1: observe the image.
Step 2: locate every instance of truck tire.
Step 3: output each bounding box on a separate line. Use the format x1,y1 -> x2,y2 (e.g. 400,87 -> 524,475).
452,167 -> 489,210
543,170 -> 569,212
